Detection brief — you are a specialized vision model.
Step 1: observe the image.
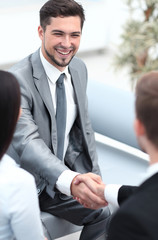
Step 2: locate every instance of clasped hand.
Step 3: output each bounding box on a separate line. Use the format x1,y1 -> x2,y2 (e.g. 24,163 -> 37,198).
71,173 -> 107,209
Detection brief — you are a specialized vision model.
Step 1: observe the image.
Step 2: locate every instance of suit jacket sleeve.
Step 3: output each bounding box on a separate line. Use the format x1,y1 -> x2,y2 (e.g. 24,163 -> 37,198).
118,185 -> 138,205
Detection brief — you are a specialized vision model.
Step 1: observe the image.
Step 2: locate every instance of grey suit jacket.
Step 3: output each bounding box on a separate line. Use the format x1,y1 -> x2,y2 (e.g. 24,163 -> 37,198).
8,49 -> 100,197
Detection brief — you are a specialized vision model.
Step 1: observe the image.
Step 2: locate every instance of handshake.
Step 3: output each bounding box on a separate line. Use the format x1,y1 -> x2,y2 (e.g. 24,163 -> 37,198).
71,173 -> 107,210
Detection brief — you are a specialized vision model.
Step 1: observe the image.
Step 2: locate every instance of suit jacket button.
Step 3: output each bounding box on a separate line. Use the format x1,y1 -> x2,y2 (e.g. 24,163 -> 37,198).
37,188 -> 41,194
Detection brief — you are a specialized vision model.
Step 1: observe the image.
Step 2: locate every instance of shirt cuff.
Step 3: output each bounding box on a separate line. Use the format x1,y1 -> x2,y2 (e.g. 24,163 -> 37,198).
104,184 -> 122,213
56,170 -> 79,196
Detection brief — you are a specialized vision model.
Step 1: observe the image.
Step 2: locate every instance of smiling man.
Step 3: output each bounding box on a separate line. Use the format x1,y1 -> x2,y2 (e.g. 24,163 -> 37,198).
8,0 -> 110,239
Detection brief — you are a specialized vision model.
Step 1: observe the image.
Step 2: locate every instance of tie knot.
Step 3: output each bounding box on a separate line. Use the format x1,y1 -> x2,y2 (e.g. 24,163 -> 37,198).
57,73 -> 65,87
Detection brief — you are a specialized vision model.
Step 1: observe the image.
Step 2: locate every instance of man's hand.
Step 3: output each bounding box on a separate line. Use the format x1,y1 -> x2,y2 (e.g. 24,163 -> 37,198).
71,173 -> 107,209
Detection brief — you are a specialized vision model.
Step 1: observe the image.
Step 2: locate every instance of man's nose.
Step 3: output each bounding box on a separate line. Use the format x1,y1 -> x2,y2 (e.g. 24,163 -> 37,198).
62,35 -> 71,47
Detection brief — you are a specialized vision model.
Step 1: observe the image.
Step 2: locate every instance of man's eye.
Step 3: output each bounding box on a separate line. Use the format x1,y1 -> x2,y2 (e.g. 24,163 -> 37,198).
53,33 -> 63,36
71,34 -> 80,38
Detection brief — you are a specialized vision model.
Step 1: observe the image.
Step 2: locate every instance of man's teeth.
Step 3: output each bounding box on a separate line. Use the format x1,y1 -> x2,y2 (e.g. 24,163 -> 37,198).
58,50 -> 70,55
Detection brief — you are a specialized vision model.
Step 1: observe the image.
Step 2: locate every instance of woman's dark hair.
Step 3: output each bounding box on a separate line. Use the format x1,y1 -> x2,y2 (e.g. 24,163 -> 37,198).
0,70 -> 21,160
40,0 -> 85,31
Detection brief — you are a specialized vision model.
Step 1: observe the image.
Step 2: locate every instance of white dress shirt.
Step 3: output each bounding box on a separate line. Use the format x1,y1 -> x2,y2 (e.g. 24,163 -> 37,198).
105,162 -> 158,213
0,154 -> 44,240
40,50 -> 79,196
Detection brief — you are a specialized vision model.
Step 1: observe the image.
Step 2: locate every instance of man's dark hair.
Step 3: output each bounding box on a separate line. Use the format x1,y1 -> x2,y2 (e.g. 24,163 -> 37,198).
40,0 -> 85,31
0,70 -> 21,160
136,71 -> 158,147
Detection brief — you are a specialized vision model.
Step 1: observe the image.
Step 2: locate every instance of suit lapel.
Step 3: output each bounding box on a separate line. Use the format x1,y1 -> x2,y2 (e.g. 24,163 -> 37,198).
69,65 -> 86,137
31,50 -> 57,154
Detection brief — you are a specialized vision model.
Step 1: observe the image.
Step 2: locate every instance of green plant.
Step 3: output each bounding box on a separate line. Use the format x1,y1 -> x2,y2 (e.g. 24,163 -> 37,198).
114,0 -> 158,88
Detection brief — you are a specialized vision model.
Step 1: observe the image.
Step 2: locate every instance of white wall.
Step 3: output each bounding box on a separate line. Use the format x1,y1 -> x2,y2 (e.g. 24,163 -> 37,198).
79,0 -> 128,52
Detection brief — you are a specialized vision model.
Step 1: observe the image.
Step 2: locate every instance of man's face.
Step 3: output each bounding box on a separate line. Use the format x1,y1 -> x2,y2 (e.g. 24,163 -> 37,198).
38,16 -> 82,71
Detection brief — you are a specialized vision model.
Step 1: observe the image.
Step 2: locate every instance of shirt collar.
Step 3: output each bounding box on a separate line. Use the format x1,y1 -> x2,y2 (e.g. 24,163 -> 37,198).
137,161 -> 158,185
145,162 -> 158,179
40,48 -> 69,84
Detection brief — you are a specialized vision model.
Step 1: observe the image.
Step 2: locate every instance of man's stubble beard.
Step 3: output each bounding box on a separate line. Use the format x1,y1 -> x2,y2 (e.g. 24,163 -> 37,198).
44,45 -> 74,68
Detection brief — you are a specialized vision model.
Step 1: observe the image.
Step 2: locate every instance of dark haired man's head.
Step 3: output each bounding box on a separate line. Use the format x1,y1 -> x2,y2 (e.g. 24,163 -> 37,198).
0,70 -> 21,160
136,71 -> 158,148
38,0 -> 84,71
40,0 -> 85,31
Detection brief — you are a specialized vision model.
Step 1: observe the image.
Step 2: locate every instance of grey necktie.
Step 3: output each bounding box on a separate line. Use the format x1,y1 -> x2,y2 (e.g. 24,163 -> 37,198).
56,73 -> 66,160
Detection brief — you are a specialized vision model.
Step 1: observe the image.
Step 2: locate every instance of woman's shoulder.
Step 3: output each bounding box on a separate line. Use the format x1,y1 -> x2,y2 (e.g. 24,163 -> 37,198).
0,154 -> 35,186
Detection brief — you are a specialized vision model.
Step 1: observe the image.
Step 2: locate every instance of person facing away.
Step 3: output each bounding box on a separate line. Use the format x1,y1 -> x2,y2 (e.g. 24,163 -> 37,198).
74,71 -> 158,239
0,70 -> 46,240
7,0 -> 111,239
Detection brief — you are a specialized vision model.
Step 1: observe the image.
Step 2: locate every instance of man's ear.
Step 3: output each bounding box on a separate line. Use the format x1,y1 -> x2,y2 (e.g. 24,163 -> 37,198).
38,25 -> 44,40
134,118 -> 146,137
